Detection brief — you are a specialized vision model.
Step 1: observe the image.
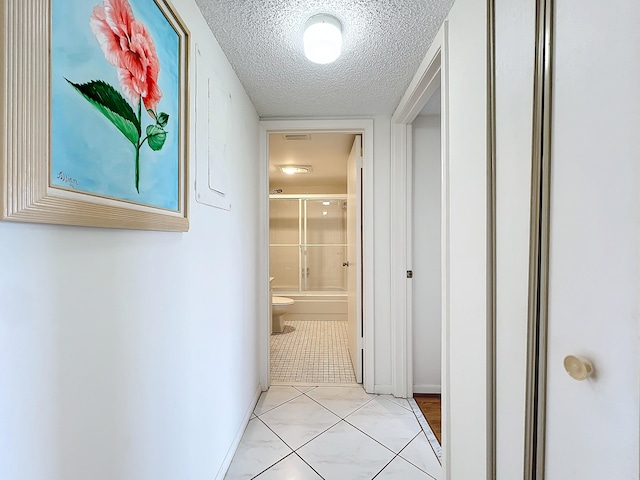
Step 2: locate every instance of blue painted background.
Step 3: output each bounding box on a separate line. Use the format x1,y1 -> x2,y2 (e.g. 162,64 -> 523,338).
51,0 -> 181,211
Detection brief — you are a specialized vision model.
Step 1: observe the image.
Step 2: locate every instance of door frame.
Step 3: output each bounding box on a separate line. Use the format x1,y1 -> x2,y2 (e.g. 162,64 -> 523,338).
259,119 -> 375,393
390,19 -> 451,467
390,22 -> 447,401
390,6 -> 497,477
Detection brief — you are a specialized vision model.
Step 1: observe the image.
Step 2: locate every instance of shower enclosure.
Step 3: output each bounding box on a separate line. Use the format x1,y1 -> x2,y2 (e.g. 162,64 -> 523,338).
269,195 -> 348,293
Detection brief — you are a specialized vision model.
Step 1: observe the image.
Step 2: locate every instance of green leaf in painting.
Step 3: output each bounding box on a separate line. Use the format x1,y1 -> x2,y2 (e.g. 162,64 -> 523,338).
66,79 -> 140,145
146,124 -> 167,151
156,112 -> 169,128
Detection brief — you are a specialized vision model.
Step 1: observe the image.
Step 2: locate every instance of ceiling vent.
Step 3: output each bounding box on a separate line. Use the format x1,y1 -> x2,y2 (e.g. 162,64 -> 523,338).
283,134 -> 311,141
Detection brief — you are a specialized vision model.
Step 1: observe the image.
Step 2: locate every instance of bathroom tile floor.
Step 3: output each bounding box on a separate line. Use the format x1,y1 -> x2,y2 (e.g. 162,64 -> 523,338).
270,320 -> 357,384
224,385 -> 442,480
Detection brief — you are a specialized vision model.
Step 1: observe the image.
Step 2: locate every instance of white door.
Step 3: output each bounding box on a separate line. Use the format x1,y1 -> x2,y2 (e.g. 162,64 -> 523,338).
347,135 -> 363,383
544,1 -> 640,477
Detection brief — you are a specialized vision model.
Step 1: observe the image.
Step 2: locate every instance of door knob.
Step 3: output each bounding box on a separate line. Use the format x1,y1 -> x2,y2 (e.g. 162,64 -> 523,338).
563,355 -> 593,381
343,261 -> 350,267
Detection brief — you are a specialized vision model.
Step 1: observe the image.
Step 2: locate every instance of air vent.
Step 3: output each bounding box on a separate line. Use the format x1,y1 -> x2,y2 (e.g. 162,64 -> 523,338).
283,134 -> 310,141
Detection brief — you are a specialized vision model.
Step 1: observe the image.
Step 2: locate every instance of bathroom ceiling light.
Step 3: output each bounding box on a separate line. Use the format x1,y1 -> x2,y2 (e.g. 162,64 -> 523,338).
303,14 -> 342,64
279,165 -> 313,175
322,201 -> 331,206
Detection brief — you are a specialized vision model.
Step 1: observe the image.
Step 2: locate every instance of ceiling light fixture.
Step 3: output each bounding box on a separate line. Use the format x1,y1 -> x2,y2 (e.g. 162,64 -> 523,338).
303,14 -> 342,64
279,165 -> 313,175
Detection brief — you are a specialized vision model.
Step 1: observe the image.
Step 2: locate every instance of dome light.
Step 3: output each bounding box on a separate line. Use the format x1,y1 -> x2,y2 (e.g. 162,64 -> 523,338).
279,165 -> 313,175
303,14 -> 342,64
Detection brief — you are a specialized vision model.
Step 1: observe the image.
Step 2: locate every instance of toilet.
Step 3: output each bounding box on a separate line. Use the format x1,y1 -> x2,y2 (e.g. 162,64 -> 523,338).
272,296 -> 295,333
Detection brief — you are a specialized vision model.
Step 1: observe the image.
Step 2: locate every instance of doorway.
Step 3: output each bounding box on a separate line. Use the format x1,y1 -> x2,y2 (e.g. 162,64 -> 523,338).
259,119 -> 375,393
389,18 -> 452,470
410,88 -> 443,450
267,132 -> 361,385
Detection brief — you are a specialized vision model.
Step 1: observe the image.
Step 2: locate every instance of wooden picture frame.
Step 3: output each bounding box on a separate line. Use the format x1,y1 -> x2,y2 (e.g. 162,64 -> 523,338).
0,0 -> 189,231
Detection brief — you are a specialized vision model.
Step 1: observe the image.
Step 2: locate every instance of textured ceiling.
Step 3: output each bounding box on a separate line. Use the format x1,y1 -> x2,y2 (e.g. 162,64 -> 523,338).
194,0 -> 454,117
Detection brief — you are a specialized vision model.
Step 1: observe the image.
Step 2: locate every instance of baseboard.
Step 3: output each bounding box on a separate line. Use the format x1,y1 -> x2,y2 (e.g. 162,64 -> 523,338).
214,383 -> 263,480
413,384 -> 442,394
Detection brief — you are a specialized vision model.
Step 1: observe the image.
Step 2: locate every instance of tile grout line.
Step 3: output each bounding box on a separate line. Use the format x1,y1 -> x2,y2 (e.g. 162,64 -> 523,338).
291,451 -> 326,480
258,406 -> 342,459
369,453 -> 399,480
341,416 -> 410,458
253,390 -> 305,417
257,393 -> 399,478
396,431 -> 440,480
252,416 -> 337,477
237,386 -> 440,480
302,390 -> 379,420
246,417 -> 294,478
248,452 -> 293,480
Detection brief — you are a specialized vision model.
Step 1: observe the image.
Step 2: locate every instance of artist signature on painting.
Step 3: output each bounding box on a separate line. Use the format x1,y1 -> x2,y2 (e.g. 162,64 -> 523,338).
57,171 -> 78,189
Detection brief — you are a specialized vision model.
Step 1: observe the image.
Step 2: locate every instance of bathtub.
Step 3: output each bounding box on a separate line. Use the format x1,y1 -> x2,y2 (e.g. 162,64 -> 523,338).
272,293 -> 347,322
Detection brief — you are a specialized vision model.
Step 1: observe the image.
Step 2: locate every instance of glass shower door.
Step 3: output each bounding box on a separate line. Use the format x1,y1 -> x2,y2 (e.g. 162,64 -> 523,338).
269,199 -> 301,291
269,196 -> 348,293
303,199 -> 347,292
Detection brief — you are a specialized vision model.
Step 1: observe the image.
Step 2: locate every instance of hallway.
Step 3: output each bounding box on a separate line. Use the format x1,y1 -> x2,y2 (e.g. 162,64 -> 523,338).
225,386 -> 441,479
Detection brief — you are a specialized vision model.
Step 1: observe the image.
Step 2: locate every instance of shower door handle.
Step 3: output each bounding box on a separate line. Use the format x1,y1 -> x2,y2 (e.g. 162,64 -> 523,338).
343,261 -> 350,267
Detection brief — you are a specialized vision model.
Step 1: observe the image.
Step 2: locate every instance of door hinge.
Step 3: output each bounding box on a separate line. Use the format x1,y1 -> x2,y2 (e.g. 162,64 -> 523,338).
406,270 -> 413,278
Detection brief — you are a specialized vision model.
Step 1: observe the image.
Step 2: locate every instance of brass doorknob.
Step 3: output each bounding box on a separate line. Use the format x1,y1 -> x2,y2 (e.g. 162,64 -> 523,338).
563,355 -> 593,381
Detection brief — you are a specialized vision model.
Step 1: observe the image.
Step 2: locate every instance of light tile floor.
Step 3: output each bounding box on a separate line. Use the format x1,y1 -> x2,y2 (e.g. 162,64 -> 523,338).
270,321 -> 357,384
225,385 -> 442,480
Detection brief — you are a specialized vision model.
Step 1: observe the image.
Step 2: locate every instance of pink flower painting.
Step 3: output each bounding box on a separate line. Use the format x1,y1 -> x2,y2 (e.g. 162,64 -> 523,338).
67,0 -> 169,193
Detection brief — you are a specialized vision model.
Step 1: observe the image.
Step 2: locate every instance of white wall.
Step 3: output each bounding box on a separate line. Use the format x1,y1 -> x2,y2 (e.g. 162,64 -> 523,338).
0,1 -> 262,479
411,114 -> 442,393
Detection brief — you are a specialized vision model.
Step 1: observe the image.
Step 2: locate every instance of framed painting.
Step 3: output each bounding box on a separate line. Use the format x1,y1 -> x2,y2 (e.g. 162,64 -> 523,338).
0,0 -> 189,231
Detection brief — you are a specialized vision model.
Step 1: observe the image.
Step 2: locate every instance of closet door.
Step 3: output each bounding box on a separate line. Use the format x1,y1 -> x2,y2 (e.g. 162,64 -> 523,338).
543,1 -> 640,477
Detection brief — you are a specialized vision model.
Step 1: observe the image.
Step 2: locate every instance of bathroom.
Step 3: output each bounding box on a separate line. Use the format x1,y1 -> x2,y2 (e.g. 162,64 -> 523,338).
268,132 -> 361,385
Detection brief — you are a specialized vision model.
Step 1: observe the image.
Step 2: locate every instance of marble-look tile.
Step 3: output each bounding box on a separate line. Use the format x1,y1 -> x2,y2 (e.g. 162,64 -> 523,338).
400,432 -> 442,479
346,397 -> 421,453
254,453 -> 323,480
259,395 -> 340,450
294,385 -> 318,393
224,418 -> 292,480
297,421 -> 394,480
379,394 -> 412,411
375,456 -> 435,479
408,398 -> 442,459
254,386 -> 302,415
306,386 -> 375,418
